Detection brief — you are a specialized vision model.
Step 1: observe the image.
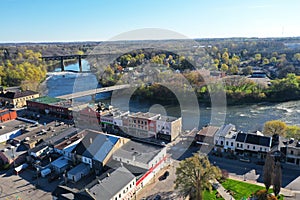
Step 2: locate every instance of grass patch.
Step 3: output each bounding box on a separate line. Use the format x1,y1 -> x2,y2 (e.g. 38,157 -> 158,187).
203,190 -> 224,200
221,179 -> 284,200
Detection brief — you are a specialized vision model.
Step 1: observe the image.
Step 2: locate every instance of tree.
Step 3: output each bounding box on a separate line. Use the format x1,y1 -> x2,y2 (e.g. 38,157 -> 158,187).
263,153 -> 275,191
175,153 -> 221,200
263,120 -> 287,137
221,63 -> 229,72
255,53 -> 262,62
286,125 -> 300,139
242,66 -> 253,75
273,161 -> 282,197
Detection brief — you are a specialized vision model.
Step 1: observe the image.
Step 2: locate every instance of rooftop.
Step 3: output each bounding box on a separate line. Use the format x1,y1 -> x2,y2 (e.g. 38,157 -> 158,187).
29,96 -> 65,104
87,166 -> 135,200
245,134 -> 272,147
0,119 -> 30,136
72,130 -> 121,162
196,126 -> 219,137
67,163 -> 90,176
51,156 -> 70,169
129,112 -> 160,120
113,140 -> 164,166
0,90 -> 38,99
215,124 -> 236,138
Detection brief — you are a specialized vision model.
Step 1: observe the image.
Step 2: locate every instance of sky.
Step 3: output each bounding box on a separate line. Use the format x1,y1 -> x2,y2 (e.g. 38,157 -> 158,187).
2,0 -> 300,42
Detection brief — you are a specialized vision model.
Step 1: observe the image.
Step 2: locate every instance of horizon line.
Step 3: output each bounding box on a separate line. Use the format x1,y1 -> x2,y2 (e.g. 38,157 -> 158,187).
1,35 -> 300,44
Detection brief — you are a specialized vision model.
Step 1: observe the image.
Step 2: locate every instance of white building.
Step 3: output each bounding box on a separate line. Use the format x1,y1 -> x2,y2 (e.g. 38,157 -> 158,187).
214,124 -> 236,152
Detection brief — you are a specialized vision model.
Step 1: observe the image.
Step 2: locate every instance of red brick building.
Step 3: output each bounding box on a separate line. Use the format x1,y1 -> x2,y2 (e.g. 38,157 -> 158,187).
0,109 -> 17,122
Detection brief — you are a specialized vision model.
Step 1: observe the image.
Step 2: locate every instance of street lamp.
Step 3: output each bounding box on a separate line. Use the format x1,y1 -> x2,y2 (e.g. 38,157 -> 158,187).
244,167 -> 247,181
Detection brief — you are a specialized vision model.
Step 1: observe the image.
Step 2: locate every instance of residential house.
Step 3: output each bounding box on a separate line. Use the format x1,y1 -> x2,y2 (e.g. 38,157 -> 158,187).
235,132 -> 272,159
67,163 -> 90,183
285,140 -> 300,166
0,109 -> 17,122
214,124 -> 236,152
71,129 -> 129,173
194,126 -> 219,153
112,140 -> 168,190
0,90 -> 39,108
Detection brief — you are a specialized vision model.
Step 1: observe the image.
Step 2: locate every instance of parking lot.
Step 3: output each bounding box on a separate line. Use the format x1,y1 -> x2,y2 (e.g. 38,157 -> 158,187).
0,167 -> 60,200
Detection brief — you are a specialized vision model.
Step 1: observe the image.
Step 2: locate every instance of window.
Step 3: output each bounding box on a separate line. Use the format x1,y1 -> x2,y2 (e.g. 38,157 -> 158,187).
260,147 -> 262,151
226,141 -> 228,146
291,150 -> 294,155
237,143 -> 239,147
241,144 -> 243,148
247,145 -> 250,149
253,146 -> 255,150
231,142 -> 233,146
119,194 -> 121,198
215,140 -> 218,144
220,141 -> 223,145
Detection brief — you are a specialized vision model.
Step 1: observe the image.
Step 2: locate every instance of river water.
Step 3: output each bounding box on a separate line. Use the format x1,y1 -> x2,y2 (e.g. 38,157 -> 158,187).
43,60 -> 300,132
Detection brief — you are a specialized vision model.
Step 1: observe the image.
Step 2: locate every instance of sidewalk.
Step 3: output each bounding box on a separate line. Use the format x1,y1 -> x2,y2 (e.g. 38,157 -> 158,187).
211,179 -> 235,200
228,175 -> 296,198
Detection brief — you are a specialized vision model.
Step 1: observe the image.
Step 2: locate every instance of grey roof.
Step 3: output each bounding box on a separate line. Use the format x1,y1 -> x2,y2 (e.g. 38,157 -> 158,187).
68,163 -> 90,176
51,156 -> 69,168
245,134 -> 272,147
215,124 -> 235,138
236,132 -> 247,142
87,166 -> 135,200
113,140 -> 163,165
72,130 -> 120,163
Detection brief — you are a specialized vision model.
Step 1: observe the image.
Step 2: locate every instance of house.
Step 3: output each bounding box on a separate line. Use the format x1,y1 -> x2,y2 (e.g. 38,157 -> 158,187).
71,130 -> 129,173
53,132 -> 87,160
112,140 -> 167,190
53,166 -> 136,200
214,124 -> 236,152
0,90 -> 39,108
194,126 -> 219,153
235,132 -> 272,158
67,163 -> 90,182
223,129 -> 238,153
51,156 -> 70,174
0,109 -> 17,122
81,166 -> 136,200
285,139 -> 300,166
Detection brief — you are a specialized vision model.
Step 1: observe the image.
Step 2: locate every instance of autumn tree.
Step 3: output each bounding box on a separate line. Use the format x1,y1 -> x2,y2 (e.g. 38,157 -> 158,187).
273,161 -> 282,197
175,153 -> 221,200
263,153 -> 275,191
221,63 -> 229,72
263,120 -> 287,137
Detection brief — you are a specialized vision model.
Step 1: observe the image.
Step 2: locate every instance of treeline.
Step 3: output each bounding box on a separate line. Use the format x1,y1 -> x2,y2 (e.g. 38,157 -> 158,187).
0,49 -> 47,91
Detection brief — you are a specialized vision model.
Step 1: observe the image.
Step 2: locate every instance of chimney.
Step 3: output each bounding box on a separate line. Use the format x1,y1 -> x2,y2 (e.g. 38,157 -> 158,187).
90,137 -> 93,144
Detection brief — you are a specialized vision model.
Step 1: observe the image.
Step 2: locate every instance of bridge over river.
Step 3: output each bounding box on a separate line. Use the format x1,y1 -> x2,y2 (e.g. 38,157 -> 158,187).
56,84 -> 131,99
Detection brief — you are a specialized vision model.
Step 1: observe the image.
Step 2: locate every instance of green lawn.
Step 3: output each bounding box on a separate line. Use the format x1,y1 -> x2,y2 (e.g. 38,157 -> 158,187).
203,190 -> 224,200
221,179 -> 284,200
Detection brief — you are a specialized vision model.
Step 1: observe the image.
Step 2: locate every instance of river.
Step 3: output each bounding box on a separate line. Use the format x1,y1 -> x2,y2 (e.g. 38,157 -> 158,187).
43,60 -> 300,132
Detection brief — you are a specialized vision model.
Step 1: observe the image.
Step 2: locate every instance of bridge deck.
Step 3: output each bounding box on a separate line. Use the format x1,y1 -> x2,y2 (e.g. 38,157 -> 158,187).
57,84 -> 130,99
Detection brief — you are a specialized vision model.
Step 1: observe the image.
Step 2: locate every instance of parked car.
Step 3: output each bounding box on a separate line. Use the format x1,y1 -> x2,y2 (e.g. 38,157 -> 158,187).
239,156 -> 251,163
158,171 -> 169,181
